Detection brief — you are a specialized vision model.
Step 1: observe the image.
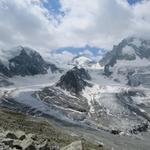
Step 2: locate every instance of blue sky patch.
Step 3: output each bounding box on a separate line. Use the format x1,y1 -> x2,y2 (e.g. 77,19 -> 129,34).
127,0 -> 142,5
56,45 -> 107,56
43,0 -> 61,14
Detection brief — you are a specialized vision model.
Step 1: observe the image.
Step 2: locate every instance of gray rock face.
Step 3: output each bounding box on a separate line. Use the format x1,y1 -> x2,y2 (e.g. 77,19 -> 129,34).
0,46 -> 60,77
104,64 -> 112,77
38,86 -> 89,120
9,48 -> 49,76
100,37 -> 150,67
99,37 -> 150,87
56,67 -> 91,95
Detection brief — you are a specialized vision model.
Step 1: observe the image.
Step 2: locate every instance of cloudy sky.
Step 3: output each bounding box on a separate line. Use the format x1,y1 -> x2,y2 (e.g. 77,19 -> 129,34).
0,0 -> 149,57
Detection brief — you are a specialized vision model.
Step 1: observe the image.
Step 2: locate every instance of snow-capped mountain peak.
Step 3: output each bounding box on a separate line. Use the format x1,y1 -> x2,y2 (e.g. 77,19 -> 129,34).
72,55 -> 93,66
100,37 -> 150,67
0,46 -> 60,77
72,55 -> 103,69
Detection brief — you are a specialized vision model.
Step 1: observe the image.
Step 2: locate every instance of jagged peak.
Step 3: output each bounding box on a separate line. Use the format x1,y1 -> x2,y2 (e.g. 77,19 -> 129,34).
56,67 -> 91,94
100,36 -> 150,67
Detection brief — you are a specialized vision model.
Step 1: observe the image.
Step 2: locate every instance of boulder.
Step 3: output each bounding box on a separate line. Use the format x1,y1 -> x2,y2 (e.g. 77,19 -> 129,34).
5,131 -> 18,139
12,139 -> 22,149
16,131 -> 26,140
2,138 -> 13,147
26,134 -> 37,141
21,139 -> 36,150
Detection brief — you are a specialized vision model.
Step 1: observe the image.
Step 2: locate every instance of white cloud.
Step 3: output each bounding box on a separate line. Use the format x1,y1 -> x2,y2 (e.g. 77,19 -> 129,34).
0,0 -> 150,54
79,49 -> 94,57
0,0 -> 56,51
45,50 -> 75,65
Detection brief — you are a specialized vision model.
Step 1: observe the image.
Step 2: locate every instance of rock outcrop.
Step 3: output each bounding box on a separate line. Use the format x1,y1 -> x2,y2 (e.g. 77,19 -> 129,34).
56,67 -> 91,94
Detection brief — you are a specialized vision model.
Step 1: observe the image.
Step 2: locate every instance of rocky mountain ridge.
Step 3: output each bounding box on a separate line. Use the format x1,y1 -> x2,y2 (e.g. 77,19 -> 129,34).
0,46 -> 60,77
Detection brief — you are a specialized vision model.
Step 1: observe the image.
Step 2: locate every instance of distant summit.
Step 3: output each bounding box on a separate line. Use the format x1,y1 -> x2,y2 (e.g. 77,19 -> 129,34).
100,37 -> 150,67
0,46 -> 59,77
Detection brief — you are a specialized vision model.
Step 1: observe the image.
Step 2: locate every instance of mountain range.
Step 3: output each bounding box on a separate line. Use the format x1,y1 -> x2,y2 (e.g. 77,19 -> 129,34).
0,37 -> 150,150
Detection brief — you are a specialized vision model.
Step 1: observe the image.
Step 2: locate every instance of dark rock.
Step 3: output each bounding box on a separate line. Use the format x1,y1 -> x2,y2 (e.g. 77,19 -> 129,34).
0,46 -> 60,77
5,131 -> 18,139
73,66 -> 91,80
111,130 -> 121,135
104,64 -> 112,77
2,139 -> 13,147
130,122 -> 149,134
13,140 -> 22,150
9,48 -> 49,76
56,67 -> 92,94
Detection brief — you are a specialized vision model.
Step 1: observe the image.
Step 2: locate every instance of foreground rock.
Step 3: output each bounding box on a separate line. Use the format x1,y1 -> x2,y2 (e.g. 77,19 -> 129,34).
1,129 -> 101,150
0,130 -> 58,150
0,130 -> 99,150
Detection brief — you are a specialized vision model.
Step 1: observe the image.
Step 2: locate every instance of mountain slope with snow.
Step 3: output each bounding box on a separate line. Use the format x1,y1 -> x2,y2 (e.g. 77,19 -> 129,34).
0,46 -> 60,77
100,37 -> 150,66
100,37 -> 150,86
